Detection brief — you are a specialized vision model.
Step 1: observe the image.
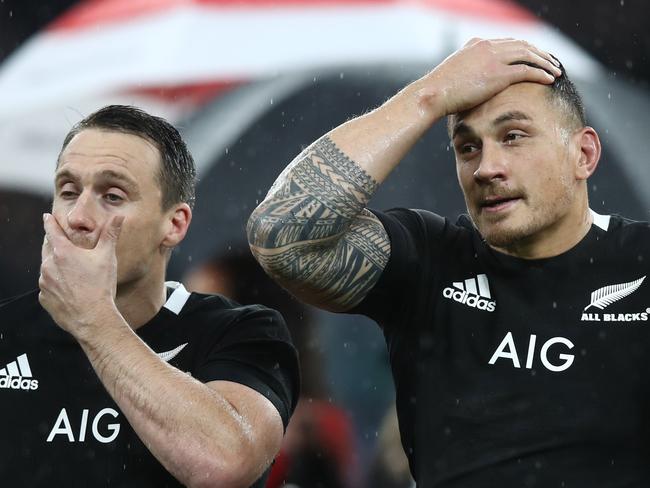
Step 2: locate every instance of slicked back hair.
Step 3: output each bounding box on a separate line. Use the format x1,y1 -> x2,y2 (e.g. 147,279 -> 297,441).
448,58 -> 587,137
59,105 -> 196,210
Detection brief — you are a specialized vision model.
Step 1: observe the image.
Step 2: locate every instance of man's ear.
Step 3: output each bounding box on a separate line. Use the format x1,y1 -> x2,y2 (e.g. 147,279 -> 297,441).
161,203 -> 192,249
575,126 -> 601,180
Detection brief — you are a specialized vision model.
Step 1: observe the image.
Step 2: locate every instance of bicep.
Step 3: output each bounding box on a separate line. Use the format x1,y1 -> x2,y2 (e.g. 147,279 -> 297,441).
252,209 -> 391,312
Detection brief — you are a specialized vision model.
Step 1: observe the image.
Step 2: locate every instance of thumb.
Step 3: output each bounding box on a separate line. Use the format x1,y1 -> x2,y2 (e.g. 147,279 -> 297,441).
99,215 -> 125,249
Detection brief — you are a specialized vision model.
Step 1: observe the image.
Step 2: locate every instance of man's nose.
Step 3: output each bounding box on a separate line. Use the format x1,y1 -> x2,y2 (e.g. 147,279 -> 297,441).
66,191 -> 97,233
473,143 -> 507,183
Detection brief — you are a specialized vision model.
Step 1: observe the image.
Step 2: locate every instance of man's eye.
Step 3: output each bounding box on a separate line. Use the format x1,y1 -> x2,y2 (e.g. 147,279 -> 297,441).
459,143 -> 479,154
60,191 -> 78,199
104,193 -> 124,203
504,132 -> 525,143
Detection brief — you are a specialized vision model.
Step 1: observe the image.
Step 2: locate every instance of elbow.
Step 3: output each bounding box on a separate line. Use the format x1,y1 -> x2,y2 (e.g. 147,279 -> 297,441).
185,452 -> 262,488
246,205 -> 274,250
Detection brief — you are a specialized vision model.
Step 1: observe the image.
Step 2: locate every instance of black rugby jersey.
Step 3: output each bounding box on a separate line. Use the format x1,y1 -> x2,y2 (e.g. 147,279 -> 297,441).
354,208 -> 650,487
0,282 -> 299,487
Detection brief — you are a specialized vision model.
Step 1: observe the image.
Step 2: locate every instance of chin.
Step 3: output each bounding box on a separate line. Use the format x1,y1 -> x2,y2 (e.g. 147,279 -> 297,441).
476,217 -> 537,249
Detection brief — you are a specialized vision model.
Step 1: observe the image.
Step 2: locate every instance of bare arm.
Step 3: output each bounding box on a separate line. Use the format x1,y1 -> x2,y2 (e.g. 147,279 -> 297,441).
248,38 -> 561,311
248,136 -> 391,311
39,215 -> 283,488
78,315 -> 282,488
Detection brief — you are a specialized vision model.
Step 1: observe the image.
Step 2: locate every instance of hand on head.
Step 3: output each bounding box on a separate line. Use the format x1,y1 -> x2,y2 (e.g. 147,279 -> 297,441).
420,38 -> 562,117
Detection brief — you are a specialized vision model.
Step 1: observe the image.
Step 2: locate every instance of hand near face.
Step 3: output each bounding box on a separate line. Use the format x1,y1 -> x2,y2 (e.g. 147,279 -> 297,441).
39,213 -> 124,336
421,38 -> 563,116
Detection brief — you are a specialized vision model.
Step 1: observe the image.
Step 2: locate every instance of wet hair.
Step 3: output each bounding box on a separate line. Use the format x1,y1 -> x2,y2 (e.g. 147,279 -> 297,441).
59,105 -> 196,210
448,57 -> 587,136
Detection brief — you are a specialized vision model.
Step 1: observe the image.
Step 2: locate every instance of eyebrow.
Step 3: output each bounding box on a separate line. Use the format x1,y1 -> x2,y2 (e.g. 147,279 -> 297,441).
492,110 -> 532,126
452,110 -> 532,140
54,168 -> 139,193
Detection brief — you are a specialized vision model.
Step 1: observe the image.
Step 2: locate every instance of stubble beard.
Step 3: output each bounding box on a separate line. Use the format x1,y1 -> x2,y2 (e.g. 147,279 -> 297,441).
471,176 -> 575,250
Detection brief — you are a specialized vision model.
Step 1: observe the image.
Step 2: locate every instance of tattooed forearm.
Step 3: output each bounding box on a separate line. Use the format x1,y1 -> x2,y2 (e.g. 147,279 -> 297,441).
247,136 -> 391,310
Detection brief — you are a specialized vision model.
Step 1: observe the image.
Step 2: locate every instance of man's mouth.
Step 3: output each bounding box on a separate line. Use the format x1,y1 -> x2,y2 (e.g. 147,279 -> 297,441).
480,195 -> 522,213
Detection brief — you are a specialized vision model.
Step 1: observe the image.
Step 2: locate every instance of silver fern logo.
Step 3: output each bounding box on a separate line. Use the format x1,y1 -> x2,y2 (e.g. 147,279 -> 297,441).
581,276 -> 649,323
584,276 -> 646,311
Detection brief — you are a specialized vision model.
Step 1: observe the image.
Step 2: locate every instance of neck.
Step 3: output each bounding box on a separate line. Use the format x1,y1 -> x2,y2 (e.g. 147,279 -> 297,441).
493,197 -> 593,260
115,268 -> 168,330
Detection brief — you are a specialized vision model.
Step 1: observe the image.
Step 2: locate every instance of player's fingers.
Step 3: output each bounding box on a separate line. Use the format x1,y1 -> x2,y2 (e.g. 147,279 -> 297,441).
41,234 -> 51,262
463,37 -> 484,47
508,63 -> 556,85
42,213 -> 69,250
499,40 -> 562,76
98,215 -> 124,251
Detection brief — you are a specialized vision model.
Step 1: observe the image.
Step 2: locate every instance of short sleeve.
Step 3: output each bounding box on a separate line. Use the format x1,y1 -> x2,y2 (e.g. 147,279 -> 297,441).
350,208 -> 447,328
193,305 -> 300,430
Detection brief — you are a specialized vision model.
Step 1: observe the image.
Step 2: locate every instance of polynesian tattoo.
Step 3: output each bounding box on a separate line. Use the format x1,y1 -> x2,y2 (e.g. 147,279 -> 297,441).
247,136 -> 390,310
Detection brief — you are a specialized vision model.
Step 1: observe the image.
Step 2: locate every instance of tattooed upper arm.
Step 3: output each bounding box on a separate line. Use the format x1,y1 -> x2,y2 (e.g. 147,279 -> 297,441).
247,137 -> 391,311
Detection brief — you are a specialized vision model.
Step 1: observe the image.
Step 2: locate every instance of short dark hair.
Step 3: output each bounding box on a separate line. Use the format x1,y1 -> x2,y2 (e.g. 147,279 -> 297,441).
59,105 -> 196,209
448,57 -> 586,136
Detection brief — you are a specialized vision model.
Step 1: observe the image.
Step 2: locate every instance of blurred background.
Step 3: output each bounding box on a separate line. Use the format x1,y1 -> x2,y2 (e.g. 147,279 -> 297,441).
2,1 -> 649,487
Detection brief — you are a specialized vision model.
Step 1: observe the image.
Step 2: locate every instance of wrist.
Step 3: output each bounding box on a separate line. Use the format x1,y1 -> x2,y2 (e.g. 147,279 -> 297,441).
72,302 -> 125,344
408,74 -> 449,122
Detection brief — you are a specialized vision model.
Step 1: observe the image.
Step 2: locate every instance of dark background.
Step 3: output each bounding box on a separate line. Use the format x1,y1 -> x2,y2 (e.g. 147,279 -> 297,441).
1,0 -> 649,85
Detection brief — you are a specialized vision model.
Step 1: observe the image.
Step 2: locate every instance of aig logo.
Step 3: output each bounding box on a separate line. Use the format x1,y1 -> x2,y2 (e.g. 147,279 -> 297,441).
488,332 -> 575,372
46,407 -> 121,443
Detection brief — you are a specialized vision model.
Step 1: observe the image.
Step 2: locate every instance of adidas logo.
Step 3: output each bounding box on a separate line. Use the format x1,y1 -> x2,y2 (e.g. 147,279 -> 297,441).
443,274 -> 496,312
0,353 -> 39,391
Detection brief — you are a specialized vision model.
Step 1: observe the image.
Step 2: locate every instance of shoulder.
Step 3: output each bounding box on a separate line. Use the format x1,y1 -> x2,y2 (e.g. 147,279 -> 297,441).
596,212 -> 650,245
178,290 -> 293,343
369,207 -> 472,253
